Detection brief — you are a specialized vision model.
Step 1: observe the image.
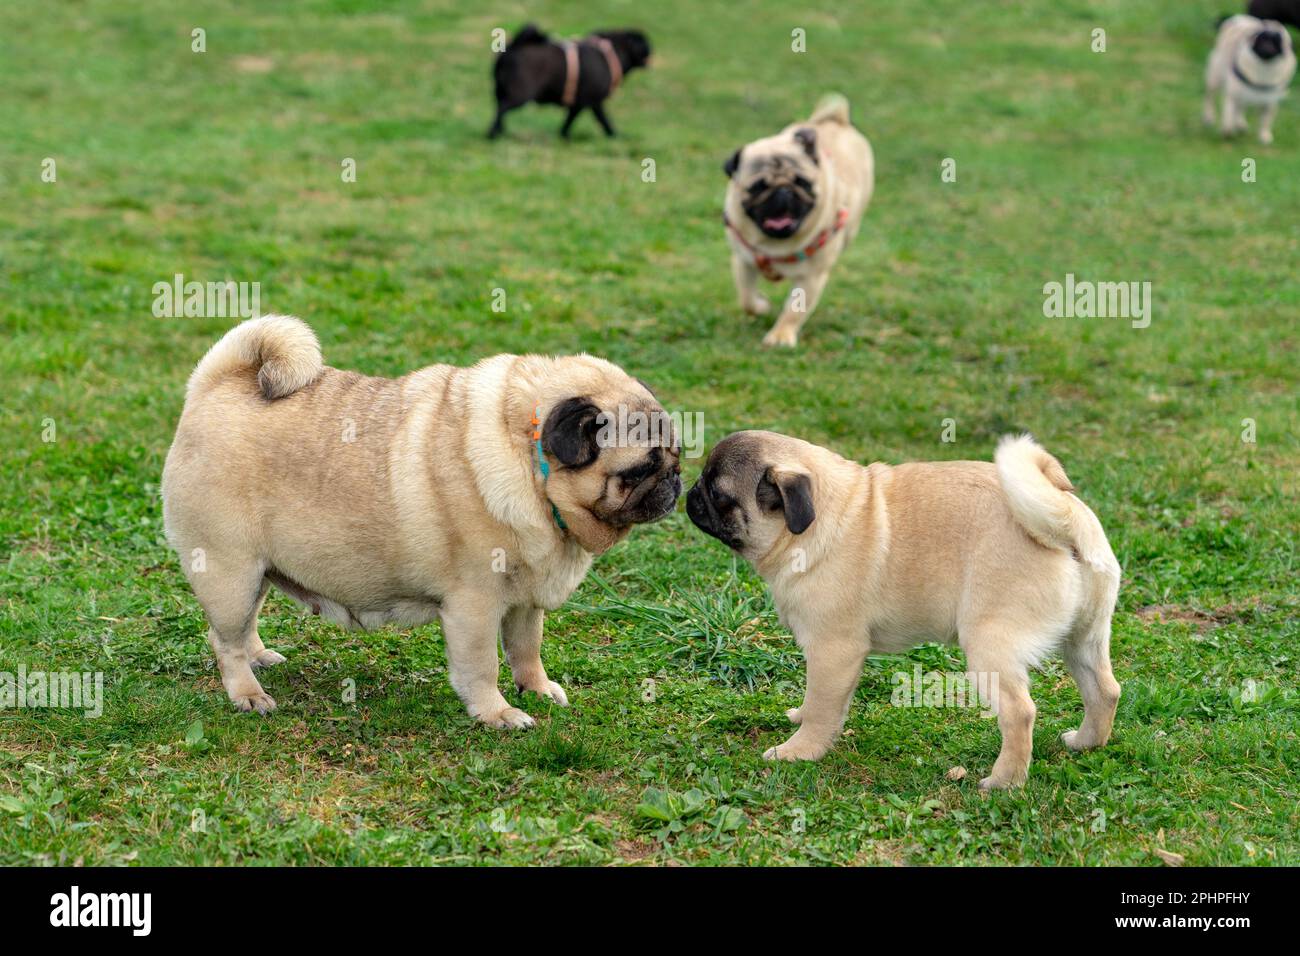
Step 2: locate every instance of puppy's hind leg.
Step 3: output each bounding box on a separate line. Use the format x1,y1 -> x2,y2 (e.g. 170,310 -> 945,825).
1061,610 -> 1121,752
187,553 -> 277,714
961,634 -> 1036,790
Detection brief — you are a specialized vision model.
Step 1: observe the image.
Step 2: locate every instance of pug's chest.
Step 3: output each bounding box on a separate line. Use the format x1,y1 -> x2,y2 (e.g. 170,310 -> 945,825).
509,543 -> 594,610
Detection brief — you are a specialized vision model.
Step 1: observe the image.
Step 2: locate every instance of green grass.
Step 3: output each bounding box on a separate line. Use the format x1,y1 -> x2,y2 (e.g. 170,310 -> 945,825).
1,0 -> 1297,865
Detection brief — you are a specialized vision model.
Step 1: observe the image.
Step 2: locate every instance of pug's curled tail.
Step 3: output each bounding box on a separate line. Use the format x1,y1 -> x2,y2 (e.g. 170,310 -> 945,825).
995,434 -> 1120,583
810,92 -> 851,125
507,23 -> 549,49
186,314 -> 323,401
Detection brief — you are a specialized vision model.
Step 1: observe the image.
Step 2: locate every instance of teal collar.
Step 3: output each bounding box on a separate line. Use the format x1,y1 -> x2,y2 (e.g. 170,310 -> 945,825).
532,408 -> 568,531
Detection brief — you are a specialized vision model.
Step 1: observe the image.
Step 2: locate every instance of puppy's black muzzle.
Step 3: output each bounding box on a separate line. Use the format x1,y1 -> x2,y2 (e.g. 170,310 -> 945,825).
686,481 -> 743,550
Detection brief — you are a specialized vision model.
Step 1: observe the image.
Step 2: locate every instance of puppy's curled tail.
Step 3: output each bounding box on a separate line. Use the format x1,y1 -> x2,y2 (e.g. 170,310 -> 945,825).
810,92 -> 851,125
995,435 -> 1120,583
508,23 -> 549,49
186,315 -> 323,401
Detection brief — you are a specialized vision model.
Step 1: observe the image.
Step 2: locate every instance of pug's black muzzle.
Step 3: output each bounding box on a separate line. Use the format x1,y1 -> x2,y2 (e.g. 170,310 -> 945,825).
618,472 -> 681,526
1254,30 -> 1284,60
686,481 -> 743,549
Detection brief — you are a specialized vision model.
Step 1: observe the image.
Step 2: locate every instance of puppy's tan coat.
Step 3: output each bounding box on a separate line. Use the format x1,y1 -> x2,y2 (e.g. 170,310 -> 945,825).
686,431 -> 1120,788
723,94 -> 874,347
163,316 -> 680,727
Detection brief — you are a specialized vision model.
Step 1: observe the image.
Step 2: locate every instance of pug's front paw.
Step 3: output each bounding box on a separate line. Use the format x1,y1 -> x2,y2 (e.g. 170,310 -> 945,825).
518,679 -> 569,707
483,706 -> 536,730
762,732 -> 828,762
743,295 -> 771,316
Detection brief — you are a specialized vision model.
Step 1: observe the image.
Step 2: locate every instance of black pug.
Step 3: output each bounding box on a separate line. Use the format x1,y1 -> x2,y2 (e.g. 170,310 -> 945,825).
1247,1 -> 1300,29
488,24 -> 651,140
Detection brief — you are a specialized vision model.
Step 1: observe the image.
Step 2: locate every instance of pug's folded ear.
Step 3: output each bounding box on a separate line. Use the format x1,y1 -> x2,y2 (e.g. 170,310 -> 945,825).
756,466 -> 815,534
542,398 -> 603,468
793,127 -> 818,164
723,147 -> 743,178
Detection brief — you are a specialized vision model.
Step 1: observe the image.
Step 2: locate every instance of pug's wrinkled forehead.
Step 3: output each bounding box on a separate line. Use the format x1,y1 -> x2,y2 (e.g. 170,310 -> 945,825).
725,127 -> 820,182
703,431 -> 770,492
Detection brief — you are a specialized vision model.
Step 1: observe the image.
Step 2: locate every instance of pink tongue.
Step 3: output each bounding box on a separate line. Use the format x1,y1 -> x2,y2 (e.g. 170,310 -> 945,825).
764,216 -> 796,229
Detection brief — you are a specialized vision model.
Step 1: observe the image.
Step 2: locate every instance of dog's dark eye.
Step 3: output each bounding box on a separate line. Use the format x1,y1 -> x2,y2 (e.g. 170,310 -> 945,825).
793,176 -> 812,192
747,179 -> 768,195
619,450 -> 660,486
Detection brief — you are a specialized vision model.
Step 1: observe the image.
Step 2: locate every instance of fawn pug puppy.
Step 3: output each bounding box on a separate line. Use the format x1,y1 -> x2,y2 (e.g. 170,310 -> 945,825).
686,431 -> 1121,789
163,316 -> 681,727
722,93 -> 874,347
1204,14 -> 1296,144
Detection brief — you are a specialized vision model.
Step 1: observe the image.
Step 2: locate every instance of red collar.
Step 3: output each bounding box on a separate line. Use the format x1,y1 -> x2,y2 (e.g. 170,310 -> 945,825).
723,209 -> 850,281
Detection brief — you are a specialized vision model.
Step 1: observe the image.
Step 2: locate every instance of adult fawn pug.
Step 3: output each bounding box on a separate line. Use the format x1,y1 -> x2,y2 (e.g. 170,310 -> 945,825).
163,316 -> 681,727
722,93 -> 874,347
1204,14 -> 1296,144
686,431 -> 1121,789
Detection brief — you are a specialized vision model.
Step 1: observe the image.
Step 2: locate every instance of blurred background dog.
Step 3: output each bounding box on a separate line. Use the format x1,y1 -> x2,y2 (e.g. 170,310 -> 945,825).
488,24 -> 651,139
1205,13 -> 1296,143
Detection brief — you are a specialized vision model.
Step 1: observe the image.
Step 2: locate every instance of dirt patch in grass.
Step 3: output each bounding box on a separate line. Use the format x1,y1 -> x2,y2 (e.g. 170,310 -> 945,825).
1135,601 -> 1273,633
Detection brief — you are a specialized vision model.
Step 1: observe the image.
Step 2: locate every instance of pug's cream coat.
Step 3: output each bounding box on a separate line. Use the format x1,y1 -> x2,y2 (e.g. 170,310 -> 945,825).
723,94 -> 874,347
686,431 -> 1121,789
162,316 -> 681,727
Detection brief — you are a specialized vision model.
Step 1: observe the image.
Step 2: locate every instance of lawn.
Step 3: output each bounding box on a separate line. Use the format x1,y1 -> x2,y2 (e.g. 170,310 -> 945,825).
0,0 -> 1296,865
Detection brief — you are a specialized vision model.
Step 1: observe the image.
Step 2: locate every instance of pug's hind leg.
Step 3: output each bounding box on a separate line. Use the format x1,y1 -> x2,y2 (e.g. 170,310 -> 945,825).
242,578 -> 287,668
503,605 -> 568,706
188,555 -> 277,714
763,632 -> 867,762
762,270 -> 830,348
731,254 -> 770,316
962,636 -> 1035,790
442,594 -> 535,729
591,101 -> 616,137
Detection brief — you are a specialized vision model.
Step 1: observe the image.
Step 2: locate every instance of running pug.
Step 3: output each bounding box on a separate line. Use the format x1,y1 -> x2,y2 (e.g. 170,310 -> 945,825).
722,93 -> 874,348
1204,14 -> 1296,144
687,431 -> 1121,789
163,316 -> 681,727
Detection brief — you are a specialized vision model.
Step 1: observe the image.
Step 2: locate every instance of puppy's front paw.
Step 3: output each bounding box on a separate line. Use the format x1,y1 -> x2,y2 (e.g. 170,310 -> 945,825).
518,680 -> 569,707
483,706 -> 536,730
1260,129 -> 1274,145
785,707 -> 802,724
978,770 -> 1027,791
759,327 -> 795,348
251,648 -> 286,668
762,733 -> 828,762
743,295 -> 771,316
230,691 -> 277,715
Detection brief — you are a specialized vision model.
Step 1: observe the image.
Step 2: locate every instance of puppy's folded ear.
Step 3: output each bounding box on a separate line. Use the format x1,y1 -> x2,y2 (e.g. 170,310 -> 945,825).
756,466 -> 815,534
793,127 -> 818,164
542,398 -> 602,468
723,147 -> 743,178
